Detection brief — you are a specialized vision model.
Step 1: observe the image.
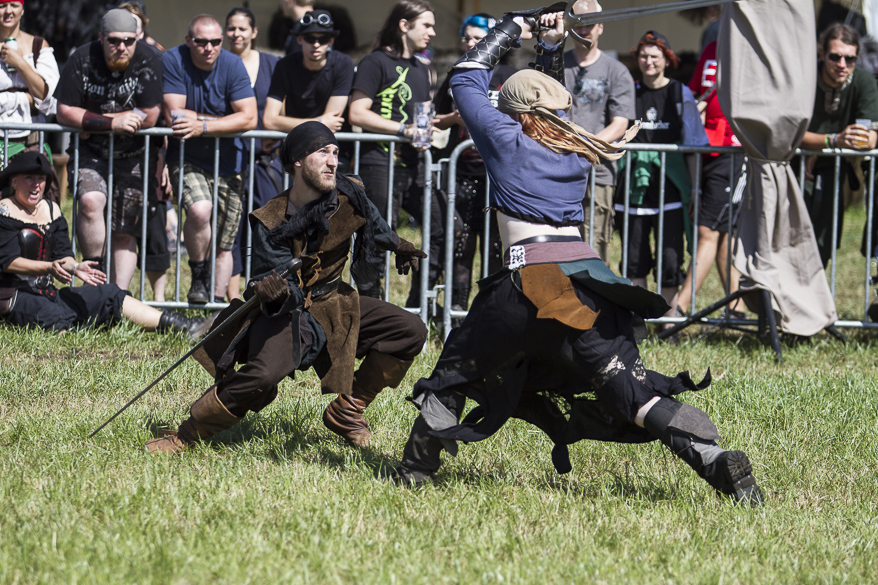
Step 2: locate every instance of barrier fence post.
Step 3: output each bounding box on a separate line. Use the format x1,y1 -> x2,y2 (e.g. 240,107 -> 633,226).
482,173 -> 492,279
588,165 -> 596,248
139,135 -> 150,301
831,153 -> 841,298
419,149 -> 433,324
72,133 -> 80,259
655,151 -> 666,300
210,137 -> 220,306
106,134 -> 114,283
175,142 -> 184,303
245,137 -> 256,286
689,150 -> 702,315
865,156 -> 876,320
383,142 -> 395,304
622,150 -> 631,279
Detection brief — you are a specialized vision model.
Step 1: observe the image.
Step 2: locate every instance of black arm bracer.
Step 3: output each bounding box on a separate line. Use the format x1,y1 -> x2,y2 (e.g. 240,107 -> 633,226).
453,17 -> 521,71
531,36 -> 568,84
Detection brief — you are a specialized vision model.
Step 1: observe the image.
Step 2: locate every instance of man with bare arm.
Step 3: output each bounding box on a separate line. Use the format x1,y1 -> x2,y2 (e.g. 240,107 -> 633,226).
162,14 -> 257,304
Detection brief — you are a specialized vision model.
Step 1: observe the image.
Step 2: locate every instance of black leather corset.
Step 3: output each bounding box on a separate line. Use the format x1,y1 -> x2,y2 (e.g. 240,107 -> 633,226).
10,226 -> 56,297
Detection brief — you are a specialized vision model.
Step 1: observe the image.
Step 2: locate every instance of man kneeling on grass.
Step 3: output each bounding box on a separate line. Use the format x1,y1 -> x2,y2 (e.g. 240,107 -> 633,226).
145,122 -> 428,453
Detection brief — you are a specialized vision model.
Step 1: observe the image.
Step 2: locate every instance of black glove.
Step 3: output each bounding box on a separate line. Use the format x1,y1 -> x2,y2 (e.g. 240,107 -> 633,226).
395,238 -> 428,275
254,270 -> 290,304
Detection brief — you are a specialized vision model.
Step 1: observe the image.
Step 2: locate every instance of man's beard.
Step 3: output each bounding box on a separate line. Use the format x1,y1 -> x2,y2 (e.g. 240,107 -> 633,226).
107,54 -> 130,72
302,163 -> 336,193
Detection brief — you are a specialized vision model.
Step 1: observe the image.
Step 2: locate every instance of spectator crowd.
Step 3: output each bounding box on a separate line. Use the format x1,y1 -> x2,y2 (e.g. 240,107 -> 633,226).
2,0 -> 878,333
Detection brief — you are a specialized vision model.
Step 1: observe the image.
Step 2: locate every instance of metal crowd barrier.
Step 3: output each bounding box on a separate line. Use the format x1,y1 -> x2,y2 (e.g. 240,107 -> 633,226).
439,140 -> 878,337
4,120 -> 876,337
0,123 -> 433,323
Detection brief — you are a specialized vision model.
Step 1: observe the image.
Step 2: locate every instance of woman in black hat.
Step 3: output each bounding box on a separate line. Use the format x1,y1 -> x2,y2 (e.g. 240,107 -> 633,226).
0,151 -> 210,337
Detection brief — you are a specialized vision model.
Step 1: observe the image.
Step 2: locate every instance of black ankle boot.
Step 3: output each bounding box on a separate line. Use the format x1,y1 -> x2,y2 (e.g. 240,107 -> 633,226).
157,310 -> 216,341
187,260 -> 210,304
643,398 -> 764,506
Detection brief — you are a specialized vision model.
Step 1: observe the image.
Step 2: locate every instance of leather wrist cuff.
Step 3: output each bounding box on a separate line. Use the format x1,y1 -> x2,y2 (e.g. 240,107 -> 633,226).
453,17 -> 521,71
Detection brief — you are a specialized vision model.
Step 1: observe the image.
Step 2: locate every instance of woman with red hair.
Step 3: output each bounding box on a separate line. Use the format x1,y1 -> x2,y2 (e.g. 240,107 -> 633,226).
615,31 -> 709,326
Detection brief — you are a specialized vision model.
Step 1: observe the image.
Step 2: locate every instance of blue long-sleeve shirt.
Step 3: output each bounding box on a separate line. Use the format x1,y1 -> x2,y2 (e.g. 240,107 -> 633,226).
450,68 -> 592,226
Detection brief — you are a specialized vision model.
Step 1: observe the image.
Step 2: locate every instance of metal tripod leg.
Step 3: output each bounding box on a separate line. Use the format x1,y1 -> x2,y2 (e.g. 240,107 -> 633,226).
657,290 -> 745,339
759,289 -> 783,363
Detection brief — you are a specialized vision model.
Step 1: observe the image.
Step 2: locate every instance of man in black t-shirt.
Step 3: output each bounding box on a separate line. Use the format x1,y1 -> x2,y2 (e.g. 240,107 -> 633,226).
56,8 -> 166,291
263,10 -> 353,135
348,0 -> 435,301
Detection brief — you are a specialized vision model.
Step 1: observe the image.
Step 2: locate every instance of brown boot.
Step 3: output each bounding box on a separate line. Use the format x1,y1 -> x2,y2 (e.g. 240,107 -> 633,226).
145,386 -> 240,453
323,351 -> 412,447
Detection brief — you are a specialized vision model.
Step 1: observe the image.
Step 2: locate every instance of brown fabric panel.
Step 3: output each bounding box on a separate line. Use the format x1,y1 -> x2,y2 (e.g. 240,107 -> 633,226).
251,191 -> 291,230
310,282 -> 360,394
520,263 -> 599,331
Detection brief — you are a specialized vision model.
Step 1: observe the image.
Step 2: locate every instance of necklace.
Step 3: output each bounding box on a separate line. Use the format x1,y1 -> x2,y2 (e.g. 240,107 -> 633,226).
11,196 -> 40,217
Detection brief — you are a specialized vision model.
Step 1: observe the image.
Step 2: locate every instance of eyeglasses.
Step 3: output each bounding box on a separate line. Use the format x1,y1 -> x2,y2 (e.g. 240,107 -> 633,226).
105,36 -> 137,47
192,37 -> 223,48
302,34 -> 332,45
827,52 -> 857,65
300,12 -> 332,27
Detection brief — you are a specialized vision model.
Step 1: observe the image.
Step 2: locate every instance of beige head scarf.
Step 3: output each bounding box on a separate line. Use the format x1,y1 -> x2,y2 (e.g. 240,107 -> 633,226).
497,69 -> 639,162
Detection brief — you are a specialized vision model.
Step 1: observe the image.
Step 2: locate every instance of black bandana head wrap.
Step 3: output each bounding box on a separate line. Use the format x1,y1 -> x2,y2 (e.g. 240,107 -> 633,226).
281,121 -> 338,170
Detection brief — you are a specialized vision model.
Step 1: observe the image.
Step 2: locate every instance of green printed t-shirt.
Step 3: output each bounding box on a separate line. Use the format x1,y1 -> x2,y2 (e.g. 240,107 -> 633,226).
352,50 -> 431,167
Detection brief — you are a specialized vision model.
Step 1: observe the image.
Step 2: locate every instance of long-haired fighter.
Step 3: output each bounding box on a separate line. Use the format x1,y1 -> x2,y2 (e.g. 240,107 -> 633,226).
392,11 -> 763,506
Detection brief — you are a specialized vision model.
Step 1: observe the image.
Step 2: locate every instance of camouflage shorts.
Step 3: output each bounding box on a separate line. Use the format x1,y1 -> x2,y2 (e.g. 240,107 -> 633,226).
72,155 -> 147,237
169,163 -> 244,251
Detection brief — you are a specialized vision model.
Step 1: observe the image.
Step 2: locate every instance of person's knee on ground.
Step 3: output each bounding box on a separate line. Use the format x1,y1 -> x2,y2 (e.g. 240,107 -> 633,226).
145,386 -> 240,453
323,351 -> 415,447
638,396 -> 763,506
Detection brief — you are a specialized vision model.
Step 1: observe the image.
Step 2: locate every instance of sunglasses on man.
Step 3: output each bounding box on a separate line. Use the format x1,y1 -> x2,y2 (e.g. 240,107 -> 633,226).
105,36 -> 137,47
302,34 -> 332,45
192,37 -> 223,48
300,12 -> 332,27
827,52 -> 857,65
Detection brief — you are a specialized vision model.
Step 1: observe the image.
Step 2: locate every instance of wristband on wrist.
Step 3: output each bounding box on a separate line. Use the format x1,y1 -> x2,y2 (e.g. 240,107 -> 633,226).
825,134 -> 831,148
203,119 -> 208,135
832,133 -> 839,148
72,263 -> 79,275
397,121 -> 406,137
82,111 -> 113,132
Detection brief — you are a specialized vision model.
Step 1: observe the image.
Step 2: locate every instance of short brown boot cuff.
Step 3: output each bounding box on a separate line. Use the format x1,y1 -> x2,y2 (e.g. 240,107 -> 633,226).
323,394 -> 371,447
189,386 -> 240,440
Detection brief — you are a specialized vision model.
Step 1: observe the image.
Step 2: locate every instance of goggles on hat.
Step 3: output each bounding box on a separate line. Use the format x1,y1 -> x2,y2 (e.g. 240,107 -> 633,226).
300,12 -> 332,27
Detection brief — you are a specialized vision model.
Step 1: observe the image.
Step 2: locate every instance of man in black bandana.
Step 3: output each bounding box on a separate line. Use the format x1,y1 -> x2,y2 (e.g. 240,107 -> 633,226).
145,121 -> 428,453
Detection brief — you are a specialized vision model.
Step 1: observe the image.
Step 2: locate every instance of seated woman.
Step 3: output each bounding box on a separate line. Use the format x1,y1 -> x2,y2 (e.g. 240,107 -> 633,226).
0,152 -> 210,337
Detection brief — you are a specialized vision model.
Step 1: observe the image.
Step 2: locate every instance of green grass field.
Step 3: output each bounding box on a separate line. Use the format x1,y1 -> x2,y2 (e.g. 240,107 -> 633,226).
1,206 -> 877,584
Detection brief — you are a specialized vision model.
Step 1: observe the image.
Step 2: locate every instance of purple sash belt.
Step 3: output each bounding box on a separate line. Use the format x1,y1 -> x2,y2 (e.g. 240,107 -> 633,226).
504,239 -> 601,269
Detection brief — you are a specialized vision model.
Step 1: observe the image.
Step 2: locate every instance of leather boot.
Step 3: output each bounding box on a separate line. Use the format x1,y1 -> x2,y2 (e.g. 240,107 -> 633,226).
187,260 -> 211,304
323,351 -> 412,447
643,397 -> 764,507
157,310 -> 217,342
145,386 -> 240,454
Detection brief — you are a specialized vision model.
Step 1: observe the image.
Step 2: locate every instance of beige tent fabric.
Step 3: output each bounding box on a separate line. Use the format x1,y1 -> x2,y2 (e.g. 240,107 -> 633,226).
717,0 -> 837,336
